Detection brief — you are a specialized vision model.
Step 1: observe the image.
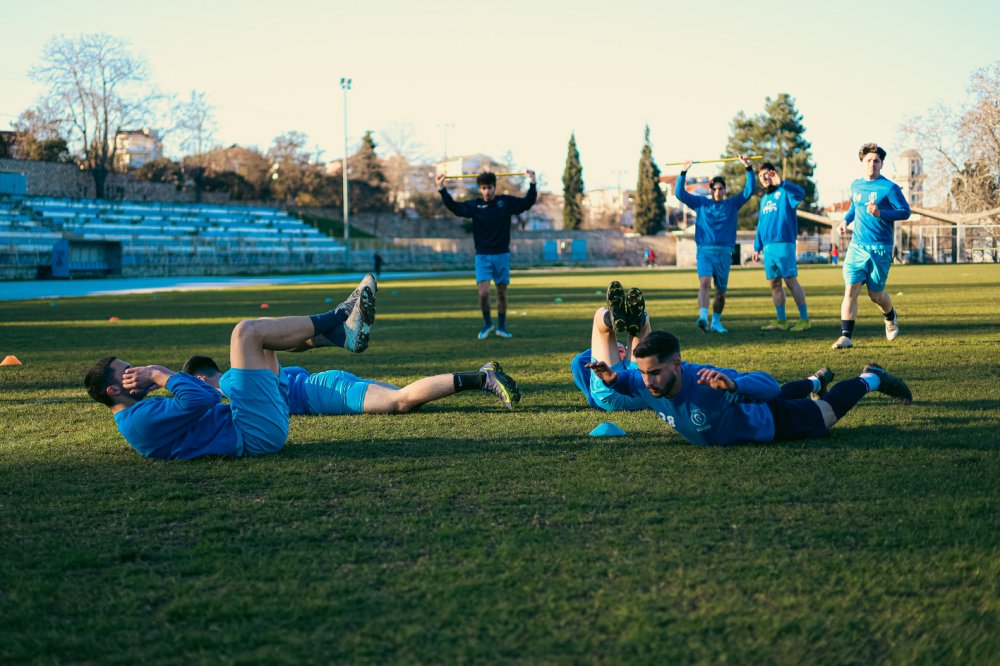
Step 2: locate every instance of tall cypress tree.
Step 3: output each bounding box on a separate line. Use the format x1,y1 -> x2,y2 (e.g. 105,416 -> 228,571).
562,132 -> 585,230
721,93 -> 818,229
635,125 -> 665,235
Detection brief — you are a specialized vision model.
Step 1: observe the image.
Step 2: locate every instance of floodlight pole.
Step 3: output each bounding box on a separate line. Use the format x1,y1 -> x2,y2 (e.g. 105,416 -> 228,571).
340,77 -> 352,269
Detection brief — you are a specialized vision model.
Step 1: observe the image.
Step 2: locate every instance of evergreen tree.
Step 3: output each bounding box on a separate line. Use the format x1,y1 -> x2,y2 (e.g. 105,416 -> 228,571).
721,93 -> 818,229
635,125 -> 666,235
562,133 -> 585,230
351,130 -> 390,211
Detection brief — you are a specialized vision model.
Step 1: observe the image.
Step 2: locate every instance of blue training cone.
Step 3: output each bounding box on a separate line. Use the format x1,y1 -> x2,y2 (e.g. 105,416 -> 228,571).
589,422 -> 626,437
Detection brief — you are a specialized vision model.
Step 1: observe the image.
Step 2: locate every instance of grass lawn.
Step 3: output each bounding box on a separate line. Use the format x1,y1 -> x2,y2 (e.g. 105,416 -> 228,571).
2,264 -> 999,663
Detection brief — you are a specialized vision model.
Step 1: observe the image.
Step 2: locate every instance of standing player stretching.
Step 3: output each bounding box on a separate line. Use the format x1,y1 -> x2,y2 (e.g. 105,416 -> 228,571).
832,143 -> 911,349
436,170 -> 537,339
674,155 -> 754,333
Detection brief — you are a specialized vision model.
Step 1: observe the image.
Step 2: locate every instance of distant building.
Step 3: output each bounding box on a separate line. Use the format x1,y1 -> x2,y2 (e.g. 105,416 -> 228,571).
435,153 -> 509,180
584,187 -> 635,228
666,174 -> 711,229
114,128 -> 162,170
893,149 -> 924,208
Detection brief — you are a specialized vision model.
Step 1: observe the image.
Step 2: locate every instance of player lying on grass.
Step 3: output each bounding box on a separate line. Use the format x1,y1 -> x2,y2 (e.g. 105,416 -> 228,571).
571,280 -> 649,412
586,329 -> 912,446
83,275 -> 378,460
181,355 -> 521,414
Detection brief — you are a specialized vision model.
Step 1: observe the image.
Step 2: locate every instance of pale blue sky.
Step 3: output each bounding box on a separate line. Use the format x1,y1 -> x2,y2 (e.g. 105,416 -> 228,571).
2,0 -> 998,205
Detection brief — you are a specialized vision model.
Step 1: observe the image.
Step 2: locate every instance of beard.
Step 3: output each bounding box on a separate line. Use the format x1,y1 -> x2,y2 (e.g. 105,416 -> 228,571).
763,184 -> 779,194
647,373 -> 677,398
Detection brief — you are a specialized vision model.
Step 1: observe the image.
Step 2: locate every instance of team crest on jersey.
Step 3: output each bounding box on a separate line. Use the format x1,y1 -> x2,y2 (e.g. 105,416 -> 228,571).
498,200 -> 505,208
868,193 -> 877,204
690,408 -> 707,428
774,191 -> 782,200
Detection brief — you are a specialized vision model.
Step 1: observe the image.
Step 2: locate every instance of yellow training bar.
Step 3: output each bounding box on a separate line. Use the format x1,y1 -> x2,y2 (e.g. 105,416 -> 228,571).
662,156 -> 764,166
444,172 -> 528,179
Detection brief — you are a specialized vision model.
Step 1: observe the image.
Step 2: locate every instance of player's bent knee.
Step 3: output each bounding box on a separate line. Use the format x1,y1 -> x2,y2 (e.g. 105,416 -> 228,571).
230,319 -> 262,347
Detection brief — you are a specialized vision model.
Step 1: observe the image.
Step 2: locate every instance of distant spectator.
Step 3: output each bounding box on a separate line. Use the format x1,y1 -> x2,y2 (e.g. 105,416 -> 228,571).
373,252 -> 383,278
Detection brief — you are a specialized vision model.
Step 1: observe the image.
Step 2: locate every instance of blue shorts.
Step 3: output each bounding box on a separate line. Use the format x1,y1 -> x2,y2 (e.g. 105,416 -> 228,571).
696,245 -> 733,292
219,368 -> 290,457
302,369 -> 372,415
589,360 -> 646,412
767,397 -> 829,441
762,242 -> 798,279
843,243 -> 892,292
475,253 -> 510,285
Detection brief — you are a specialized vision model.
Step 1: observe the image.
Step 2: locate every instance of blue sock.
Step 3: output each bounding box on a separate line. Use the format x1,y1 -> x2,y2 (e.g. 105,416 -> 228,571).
775,305 -> 787,321
712,312 -> 721,325
309,309 -> 348,338
498,313 -> 506,330
699,307 -> 709,321
798,303 -> 809,319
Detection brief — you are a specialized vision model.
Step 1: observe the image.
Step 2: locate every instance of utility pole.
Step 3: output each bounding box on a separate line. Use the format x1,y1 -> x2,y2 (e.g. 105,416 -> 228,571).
340,77 -> 352,269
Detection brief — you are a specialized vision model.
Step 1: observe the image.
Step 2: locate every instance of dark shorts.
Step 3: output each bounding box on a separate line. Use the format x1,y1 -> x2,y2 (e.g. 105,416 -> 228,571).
767,397 -> 829,441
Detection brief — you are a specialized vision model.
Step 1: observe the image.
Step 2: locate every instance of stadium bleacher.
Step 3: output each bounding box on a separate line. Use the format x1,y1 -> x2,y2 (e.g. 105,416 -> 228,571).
0,195 -> 344,278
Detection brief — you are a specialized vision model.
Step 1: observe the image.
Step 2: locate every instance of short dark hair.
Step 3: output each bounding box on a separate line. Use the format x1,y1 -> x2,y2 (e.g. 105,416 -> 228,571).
757,161 -> 777,174
859,143 -> 886,161
182,355 -> 221,377
84,356 -> 119,407
476,172 -> 497,188
633,330 -> 681,362
710,176 -> 726,189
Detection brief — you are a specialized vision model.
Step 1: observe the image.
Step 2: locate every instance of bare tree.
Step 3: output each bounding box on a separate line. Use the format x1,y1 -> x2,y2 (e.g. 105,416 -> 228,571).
380,122 -> 431,213
900,60 -> 1000,213
171,90 -> 217,157
29,33 -> 159,197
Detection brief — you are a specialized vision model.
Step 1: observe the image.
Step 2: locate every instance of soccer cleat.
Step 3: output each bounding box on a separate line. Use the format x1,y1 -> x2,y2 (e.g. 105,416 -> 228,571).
810,367 -> 835,400
710,321 -> 728,333
697,318 -> 709,334
831,335 -> 854,350
863,362 -> 912,404
624,287 -> 646,337
788,319 -> 812,332
761,319 -> 789,331
343,285 -> 376,352
478,323 -> 495,340
885,313 -> 900,341
495,328 -> 513,339
480,361 -> 521,409
606,281 -> 627,333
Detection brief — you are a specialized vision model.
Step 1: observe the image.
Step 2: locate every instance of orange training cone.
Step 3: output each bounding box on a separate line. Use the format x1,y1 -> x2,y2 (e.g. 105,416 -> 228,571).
108,316 -> 121,322
1,355 -> 22,366
260,303 -> 269,309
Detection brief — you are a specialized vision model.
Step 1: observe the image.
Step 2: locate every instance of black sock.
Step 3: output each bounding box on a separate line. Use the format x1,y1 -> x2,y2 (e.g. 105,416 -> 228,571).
780,379 -> 814,399
309,309 -> 348,338
840,319 -> 855,338
481,307 -> 492,326
884,309 -> 896,321
498,312 -> 506,330
453,372 -> 485,392
603,310 -> 613,329
823,378 -> 869,419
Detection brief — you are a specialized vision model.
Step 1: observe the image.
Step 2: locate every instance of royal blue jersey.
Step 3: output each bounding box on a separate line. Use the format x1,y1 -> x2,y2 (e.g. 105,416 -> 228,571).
610,362 -> 780,445
439,184 -> 537,254
113,373 -> 240,459
844,176 -> 910,247
674,168 -> 754,247
754,181 -> 805,252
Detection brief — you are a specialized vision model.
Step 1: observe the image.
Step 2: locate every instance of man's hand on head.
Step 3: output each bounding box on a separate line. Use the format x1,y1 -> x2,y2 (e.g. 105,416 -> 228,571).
696,368 -> 735,391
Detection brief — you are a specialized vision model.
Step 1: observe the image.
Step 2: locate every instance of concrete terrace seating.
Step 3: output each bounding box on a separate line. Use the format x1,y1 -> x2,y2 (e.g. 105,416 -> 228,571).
0,195 -> 344,276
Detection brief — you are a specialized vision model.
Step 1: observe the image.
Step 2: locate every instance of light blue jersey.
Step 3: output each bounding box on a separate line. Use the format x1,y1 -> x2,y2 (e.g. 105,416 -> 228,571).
114,373 -> 241,459
754,181 -> 805,253
610,362 -> 780,446
844,176 -> 910,248
675,168 -> 754,247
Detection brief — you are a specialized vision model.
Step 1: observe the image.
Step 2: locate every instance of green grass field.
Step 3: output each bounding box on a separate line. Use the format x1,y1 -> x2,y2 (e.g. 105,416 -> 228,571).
2,264 -> 999,664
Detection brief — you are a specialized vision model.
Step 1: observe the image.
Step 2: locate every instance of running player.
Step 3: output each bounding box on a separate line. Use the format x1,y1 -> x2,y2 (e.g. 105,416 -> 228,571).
674,155 -> 755,333
436,169 -> 537,339
832,143 -> 911,349
753,162 -> 811,331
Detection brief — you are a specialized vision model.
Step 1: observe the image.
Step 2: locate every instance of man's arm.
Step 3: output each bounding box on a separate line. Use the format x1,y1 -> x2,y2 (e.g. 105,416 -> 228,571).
674,161 -> 703,210
435,173 -> 472,218
875,184 -> 911,223
781,180 -> 806,207
507,170 -> 538,214
733,154 -> 756,207
696,367 -> 780,403
121,369 -> 221,431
